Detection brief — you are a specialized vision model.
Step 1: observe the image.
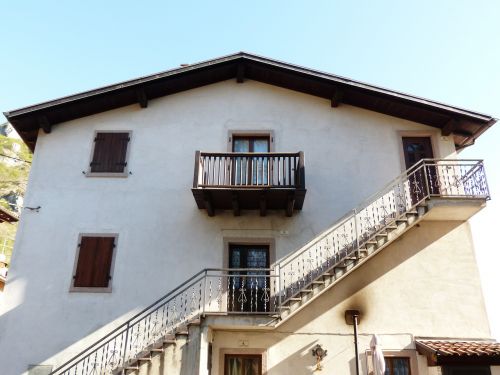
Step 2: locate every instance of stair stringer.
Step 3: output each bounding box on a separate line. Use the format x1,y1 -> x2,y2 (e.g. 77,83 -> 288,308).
119,320 -> 202,375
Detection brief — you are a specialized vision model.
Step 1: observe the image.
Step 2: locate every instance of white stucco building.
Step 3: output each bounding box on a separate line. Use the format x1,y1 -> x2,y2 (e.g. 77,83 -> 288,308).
1,53 -> 499,375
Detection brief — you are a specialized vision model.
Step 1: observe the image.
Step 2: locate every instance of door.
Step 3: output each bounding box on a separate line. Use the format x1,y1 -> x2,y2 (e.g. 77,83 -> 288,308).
228,244 -> 270,312
402,137 -> 438,204
232,136 -> 270,185
224,354 -> 262,375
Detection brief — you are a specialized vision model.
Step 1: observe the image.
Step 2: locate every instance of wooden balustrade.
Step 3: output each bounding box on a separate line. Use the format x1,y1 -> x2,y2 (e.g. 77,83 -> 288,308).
192,151 -> 306,216
193,151 -> 305,189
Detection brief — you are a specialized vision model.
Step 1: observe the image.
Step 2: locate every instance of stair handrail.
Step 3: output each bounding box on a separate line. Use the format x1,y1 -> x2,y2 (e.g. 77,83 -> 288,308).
274,159 -> 489,300
274,158 -> 488,268
49,268 -> 208,374
274,159 -> 427,267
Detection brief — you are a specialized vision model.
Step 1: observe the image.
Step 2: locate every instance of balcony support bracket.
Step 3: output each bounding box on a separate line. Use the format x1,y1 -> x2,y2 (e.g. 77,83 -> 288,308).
204,191 -> 215,217
260,192 -> 267,216
232,192 -> 241,216
286,193 -> 295,217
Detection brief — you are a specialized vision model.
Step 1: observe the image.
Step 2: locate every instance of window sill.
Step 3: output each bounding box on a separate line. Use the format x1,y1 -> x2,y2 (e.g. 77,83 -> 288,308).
85,171 -> 129,178
69,286 -> 112,293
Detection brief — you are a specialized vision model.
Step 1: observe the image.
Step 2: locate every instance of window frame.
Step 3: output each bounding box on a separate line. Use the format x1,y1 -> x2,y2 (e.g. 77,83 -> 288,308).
384,356 -> 411,375
227,130 -> 275,152
86,130 -> 132,178
365,349 -> 417,375
217,348 -> 267,375
69,233 -> 119,293
224,353 -> 262,375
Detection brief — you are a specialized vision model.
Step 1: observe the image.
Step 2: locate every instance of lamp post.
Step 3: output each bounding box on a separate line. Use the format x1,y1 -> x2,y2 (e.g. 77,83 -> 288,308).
345,310 -> 361,375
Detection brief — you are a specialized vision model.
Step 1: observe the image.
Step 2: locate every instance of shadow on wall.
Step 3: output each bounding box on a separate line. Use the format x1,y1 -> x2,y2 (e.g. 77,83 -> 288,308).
278,220 -> 464,334
264,220 -> 465,374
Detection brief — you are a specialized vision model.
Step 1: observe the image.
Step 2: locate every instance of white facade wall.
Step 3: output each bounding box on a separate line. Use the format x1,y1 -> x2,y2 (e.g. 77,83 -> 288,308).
0,80 -> 485,374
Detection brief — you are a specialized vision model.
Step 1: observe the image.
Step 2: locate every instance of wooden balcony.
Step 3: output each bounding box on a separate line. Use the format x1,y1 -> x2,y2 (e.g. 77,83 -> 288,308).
192,151 -> 306,216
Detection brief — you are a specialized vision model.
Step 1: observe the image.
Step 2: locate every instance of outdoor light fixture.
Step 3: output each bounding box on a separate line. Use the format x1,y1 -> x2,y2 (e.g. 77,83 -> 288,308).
345,310 -> 361,375
311,344 -> 327,371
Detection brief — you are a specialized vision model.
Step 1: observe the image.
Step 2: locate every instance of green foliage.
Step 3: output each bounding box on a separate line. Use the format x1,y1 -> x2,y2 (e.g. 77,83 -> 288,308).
0,125 -> 32,264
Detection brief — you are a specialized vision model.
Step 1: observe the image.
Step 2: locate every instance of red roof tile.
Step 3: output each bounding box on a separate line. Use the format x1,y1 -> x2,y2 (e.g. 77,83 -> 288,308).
417,340 -> 500,357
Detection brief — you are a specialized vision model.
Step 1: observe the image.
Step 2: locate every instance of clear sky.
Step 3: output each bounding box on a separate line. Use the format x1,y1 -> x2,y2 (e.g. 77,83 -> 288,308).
1,1 -> 499,339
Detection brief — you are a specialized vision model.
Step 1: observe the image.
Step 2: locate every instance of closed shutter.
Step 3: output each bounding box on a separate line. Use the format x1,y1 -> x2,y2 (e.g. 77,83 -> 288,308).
73,236 -> 115,288
92,237 -> 115,287
90,132 -> 130,173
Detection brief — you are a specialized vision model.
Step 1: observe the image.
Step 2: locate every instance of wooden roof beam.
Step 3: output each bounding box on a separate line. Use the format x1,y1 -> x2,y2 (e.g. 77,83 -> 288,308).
442,118 -> 458,136
38,115 -> 51,134
137,89 -> 148,108
236,64 -> 245,83
331,89 -> 344,108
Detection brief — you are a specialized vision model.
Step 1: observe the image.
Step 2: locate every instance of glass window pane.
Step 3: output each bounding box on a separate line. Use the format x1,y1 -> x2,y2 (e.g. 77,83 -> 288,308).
234,139 -> 250,152
384,357 -> 409,375
230,250 -> 241,268
393,358 -> 409,375
253,139 -> 269,152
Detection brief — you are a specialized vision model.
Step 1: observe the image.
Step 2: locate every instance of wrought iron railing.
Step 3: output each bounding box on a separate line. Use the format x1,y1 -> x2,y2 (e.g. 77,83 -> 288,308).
50,159 -> 488,375
193,151 -> 305,189
50,269 -> 279,374
275,159 -> 489,299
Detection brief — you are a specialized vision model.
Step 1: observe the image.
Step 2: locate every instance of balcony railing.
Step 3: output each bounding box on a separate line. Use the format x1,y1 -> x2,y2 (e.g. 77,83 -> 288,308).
192,151 -> 306,216
193,151 -> 305,188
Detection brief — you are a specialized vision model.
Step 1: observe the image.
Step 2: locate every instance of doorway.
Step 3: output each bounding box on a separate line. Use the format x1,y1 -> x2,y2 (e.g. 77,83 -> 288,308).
402,137 -> 439,204
224,354 -> 262,375
228,244 -> 270,312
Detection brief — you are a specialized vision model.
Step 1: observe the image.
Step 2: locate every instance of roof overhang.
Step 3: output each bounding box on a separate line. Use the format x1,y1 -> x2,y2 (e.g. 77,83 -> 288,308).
416,339 -> 500,366
0,207 -> 18,223
3,52 -> 497,151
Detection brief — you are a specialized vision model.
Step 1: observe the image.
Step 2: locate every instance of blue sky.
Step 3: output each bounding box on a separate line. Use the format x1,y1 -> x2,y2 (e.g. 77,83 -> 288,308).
1,1 -> 499,338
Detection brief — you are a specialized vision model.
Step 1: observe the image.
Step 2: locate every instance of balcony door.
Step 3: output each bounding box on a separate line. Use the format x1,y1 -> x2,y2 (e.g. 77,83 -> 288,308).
228,244 -> 270,313
232,136 -> 270,186
402,137 -> 438,204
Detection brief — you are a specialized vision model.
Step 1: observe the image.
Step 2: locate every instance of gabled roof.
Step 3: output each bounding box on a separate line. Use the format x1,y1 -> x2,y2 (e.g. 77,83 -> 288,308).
3,52 -> 496,151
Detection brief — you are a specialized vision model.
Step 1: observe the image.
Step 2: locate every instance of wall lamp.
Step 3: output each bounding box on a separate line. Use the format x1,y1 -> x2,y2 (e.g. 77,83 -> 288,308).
312,344 -> 327,371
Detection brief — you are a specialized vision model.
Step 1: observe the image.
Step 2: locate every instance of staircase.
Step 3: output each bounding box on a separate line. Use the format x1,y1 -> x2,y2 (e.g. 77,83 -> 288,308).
49,159 -> 489,375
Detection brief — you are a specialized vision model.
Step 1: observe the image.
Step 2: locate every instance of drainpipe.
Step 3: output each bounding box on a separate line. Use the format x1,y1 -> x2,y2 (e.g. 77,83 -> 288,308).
345,310 -> 361,375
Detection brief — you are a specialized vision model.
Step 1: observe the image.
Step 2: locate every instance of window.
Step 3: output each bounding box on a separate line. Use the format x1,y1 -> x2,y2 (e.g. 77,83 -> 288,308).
232,135 -> 270,186
88,132 -> 131,175
224,354 -> 262,375
384,357 -> 410,375
71,235 -> 117,291
232,136 -> 270,153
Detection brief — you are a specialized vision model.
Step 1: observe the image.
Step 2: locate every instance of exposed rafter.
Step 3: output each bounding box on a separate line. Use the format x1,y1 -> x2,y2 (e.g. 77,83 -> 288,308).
442,118 -> 458,136
38,115 -> 51,134
236,64 -> 245,83
3,52 -> 496,151
136,89 -> 148,108
331,88 -> 344,108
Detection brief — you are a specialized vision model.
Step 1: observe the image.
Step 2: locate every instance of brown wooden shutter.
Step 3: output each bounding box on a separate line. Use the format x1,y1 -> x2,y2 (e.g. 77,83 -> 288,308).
92,237 -> 115,287
74,236 -> 98,287
90,132 -> 130,173
73,236 -> 115,288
